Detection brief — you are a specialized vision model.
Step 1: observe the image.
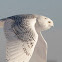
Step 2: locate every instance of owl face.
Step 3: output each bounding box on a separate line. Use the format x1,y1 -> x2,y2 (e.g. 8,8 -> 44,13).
37,16 -> 54,31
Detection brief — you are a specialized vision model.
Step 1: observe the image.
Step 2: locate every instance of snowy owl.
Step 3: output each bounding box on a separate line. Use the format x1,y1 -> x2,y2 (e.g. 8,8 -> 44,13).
0,14 -> 54,62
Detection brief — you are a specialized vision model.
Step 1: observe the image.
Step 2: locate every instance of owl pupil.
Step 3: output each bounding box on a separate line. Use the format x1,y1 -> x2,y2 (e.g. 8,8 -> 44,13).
48,21 -> 51,23
45,18 -> 47,19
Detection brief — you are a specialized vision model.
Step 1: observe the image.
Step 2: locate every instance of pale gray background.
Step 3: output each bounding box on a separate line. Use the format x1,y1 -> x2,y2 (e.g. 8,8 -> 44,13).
0,0 -> 62,62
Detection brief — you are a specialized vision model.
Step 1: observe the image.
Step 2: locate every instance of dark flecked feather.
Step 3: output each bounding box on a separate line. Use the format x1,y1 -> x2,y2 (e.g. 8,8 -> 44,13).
3,14 -> 37,42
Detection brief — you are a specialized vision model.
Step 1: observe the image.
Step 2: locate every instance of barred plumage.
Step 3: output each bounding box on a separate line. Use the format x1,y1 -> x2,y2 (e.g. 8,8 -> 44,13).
0,14 -> 54,62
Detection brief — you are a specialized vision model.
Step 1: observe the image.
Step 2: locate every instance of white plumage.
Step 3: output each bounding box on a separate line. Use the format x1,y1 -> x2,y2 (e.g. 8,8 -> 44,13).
0,14 -> 54,62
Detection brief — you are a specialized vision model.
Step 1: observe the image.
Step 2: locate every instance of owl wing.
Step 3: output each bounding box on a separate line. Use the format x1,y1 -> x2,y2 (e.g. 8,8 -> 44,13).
30,33 -> 47,62
0,15 -> 38,62
0,14 -> 47,62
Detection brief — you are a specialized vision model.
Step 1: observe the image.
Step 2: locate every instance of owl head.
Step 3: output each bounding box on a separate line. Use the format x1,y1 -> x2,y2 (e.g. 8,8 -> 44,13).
36,16 -> 54,31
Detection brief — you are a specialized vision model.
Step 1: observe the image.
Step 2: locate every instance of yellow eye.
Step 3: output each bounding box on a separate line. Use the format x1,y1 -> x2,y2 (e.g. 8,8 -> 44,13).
45,18 -> 47,19
48,21 -> 51,23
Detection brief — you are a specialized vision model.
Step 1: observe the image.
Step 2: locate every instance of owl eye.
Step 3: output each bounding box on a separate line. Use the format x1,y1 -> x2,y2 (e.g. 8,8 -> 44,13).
48,21 -> 51,23
45,18 -> 47,19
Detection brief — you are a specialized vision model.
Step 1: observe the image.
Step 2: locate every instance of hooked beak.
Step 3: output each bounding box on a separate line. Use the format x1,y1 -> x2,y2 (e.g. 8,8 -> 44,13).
51,21 -> 54,27
52,24 -> 54,27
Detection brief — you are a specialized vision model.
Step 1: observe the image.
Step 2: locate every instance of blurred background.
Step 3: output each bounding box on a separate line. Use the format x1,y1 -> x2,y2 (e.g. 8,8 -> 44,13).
0,0 -> 62,62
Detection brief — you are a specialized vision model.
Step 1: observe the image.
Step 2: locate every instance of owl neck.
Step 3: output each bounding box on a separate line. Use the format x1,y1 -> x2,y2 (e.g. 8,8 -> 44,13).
35,21 -> 41,34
